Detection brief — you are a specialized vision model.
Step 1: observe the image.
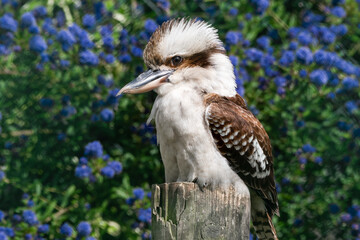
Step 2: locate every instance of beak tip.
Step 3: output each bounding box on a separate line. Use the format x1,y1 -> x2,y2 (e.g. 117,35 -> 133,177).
116,88 -> 126,96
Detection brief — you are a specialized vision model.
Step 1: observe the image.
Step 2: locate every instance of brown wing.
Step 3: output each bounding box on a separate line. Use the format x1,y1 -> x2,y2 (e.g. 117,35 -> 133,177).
204,93 -> 279,216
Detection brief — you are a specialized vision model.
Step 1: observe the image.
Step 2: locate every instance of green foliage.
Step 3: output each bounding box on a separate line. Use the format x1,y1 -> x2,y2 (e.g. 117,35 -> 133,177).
0,0 -> 359,239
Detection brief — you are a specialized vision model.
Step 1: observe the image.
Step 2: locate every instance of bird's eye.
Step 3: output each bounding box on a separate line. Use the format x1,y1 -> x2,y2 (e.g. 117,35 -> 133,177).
171,56 -> 183,67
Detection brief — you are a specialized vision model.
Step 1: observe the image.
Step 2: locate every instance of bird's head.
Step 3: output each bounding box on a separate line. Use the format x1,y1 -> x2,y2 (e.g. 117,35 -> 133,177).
117,18 -> 236,97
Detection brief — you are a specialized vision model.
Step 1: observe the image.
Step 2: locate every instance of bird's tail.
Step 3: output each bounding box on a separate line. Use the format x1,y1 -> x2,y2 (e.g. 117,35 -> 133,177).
252,211 -> 278,240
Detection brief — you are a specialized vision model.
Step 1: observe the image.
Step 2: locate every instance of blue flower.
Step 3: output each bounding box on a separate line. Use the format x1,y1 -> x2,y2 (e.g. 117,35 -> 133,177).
100,24 -> 112,37
229,55 -> 239,66
60,223 -> 73,237
228,7 -> 238,16
102,35 -> 114,51
299,69 -> 307,78
332,0 -> 345,5
100,108 -> 114,122
39,98 -> 54,108
106,88 -> 121,106
279,50 -> 294,66
250,0 -> 269,14
38,224 -> 49,233
77,221 -> 92,237
78,30 -> 95,49
313,50 -> 337,67
293,218 -> 303,227
84,141 -> 103,158
85,237 -> 96,240
104,54 -> 115,64
79,50 -> 99,66
29,35 -> 47,53
97,75 -> 106,85
131,46 -> 143,57
90,114 -> 100,122
331,6 -> 346,18
245,48 -> 263,62
28,25 -> 39,34
133,188 -> 145,200
245,13 -> 252,20
102,154 -> 110,161
27,199 -> 34,207
225,31 -> 241,45
342,77 -> 359,90
126,197 -> 135,206
296,120 -> 305,128
108,161 -> 122,174
0,232 -> 7,240
60,106 -> 76,117
314,156 -> 323,164
142,232 -> 151,240
101,166 -> 115,178
256,36 -> 270,50
0,14 -> 17,32
340,213 -> 352,222
329,203 -> 340,214
94,2 -> 106,20
242,39 -> 250,47
302,144 -> 316,153
82,14 -> 96,29
24,234 -> 32,240
20,12 -> 36,28
330,24 -> 347,36
118,53 -> 132,63
353,128 -> 360,138
75,165 -> 92,178
144,19 -> 158,33
288,27 -> 301,38
57,30 -> 76,51
288,41 -> 298,50
320,28 -> 336,44
2,227 -> 14,237
156,0 -> 170,10
33,6 -> 47,18
345,101 -> 357,113
79,157 -> 88,165
260,54 -> 274,68
297,31 -> 312,45
334,58 -> 356,75
309,69 -> 328,86
249,105 -> 259,116
57,133 -> 66,141
0,45 -> 10,56
42,19 -> 57,35
274,76 -> 286,88
22,210 -> 38,225
138,208 -> 151,223
296,47 -> 313,65
0,211 -> 4,221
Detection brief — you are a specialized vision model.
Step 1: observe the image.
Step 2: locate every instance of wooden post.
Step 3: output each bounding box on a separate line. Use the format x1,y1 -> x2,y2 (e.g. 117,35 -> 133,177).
151,182 -> 250,240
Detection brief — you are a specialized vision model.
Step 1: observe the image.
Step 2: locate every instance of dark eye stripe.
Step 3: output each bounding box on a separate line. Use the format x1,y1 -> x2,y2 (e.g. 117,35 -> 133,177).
163,47 -> 225,69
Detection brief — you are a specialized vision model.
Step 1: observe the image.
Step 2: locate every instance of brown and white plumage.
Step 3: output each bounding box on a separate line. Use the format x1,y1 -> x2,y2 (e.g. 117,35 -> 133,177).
204,93 -> 279,239
118,18 -> 279,240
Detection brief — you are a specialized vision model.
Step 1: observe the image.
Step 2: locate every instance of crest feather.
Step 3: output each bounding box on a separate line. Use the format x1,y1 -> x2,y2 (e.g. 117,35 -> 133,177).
144,18 -> 224,68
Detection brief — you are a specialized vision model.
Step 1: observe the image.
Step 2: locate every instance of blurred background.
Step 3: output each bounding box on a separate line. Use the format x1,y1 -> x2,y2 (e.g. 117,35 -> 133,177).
0,0 -> 359,239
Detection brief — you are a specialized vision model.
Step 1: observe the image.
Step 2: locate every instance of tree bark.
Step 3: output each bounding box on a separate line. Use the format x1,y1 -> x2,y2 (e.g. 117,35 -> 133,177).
151,182 -> 250,240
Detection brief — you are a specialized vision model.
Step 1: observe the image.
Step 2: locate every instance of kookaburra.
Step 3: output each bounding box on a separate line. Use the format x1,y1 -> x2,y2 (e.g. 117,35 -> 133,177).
118,18 -> 279,240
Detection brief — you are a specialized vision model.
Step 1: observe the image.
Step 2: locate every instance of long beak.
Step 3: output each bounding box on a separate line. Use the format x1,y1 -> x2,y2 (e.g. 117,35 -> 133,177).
116,69 -> 174,96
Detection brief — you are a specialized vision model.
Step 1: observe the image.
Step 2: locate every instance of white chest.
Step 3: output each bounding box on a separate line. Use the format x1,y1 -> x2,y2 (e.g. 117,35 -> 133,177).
152,87 -> 206,143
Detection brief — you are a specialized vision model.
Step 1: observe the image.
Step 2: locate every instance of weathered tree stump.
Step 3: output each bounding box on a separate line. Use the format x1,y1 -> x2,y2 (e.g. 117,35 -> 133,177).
151,182 -> 250,240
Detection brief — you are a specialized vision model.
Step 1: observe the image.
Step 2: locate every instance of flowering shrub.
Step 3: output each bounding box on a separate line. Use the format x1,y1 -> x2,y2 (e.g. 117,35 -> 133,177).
0,0 -> 359,239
